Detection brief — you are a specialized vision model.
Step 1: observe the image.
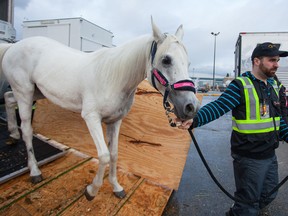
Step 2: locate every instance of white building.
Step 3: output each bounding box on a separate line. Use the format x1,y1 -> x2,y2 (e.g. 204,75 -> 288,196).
23,17 -> 114,52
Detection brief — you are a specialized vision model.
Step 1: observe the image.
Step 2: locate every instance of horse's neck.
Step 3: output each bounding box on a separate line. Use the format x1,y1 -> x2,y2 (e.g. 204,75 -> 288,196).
124,37 -> 151,87
100,36 -> 152,93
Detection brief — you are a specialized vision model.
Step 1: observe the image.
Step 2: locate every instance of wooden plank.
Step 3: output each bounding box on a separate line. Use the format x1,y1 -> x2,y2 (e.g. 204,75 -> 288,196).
0,150 -> 89,210
1,158 -> 172,216
61,171 -> 142,216
116,179 -> 173,216
32,80 -> 199,190
0,203 -> 32,216
1,159 -> 99,216
117,82 -> 192,189
1,158 -> 157,216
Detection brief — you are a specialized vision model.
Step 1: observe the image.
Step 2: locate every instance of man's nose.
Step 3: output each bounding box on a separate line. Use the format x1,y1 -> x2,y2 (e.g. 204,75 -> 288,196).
275,61 -> 279,68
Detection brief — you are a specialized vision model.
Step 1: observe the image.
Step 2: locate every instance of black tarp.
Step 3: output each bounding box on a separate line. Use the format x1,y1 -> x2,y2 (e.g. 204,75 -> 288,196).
0,118 -> 65,183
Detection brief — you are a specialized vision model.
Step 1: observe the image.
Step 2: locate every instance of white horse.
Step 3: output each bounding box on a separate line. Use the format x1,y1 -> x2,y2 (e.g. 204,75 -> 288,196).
0,19 -> 200,200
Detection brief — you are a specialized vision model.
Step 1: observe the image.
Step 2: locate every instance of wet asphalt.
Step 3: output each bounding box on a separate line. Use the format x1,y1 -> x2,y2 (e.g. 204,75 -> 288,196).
163,95 -> 288,216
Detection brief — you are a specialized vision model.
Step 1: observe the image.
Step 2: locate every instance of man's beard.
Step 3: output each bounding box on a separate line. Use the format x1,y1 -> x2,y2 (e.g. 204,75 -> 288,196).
259,62 -> 278,78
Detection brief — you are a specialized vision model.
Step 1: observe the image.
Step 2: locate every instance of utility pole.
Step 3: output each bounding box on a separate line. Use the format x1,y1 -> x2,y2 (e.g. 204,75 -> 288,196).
211,32 -> 220,91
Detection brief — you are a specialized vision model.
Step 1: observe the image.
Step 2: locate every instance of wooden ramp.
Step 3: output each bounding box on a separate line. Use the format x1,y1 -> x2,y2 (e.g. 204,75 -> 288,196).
0,80 -> 201,215
0,145 -> 172,215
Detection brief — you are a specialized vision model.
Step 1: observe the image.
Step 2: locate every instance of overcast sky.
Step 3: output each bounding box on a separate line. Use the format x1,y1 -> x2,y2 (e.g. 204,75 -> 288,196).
13,0 -> 288,76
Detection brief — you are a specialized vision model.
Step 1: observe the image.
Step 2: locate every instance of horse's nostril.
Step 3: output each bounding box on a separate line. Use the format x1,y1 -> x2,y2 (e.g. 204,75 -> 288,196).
184,103 -> 195,116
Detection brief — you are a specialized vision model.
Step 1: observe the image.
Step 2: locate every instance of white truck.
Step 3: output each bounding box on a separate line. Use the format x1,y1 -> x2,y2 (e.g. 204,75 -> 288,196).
234,32 -> 288,87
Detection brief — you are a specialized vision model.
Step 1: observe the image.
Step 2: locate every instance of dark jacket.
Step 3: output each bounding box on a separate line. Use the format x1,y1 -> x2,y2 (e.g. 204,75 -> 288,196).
192,71 -> 288,159
231,74 -> 280,159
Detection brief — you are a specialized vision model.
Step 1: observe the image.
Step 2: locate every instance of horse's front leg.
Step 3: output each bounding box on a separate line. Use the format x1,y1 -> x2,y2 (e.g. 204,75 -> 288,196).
83,112 -> 110,201
4,91 -> 21,144
107,120 -> 126,198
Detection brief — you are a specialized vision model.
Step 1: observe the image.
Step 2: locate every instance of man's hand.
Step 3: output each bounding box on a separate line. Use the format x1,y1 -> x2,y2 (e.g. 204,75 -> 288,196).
175,118 -> 194,130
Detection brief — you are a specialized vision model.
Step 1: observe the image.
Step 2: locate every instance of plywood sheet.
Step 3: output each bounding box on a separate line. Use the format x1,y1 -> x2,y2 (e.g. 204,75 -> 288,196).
116,179 -> 172,216
0,150 -> 89,209
61,173 -> 142,216
0,150 -> 172,216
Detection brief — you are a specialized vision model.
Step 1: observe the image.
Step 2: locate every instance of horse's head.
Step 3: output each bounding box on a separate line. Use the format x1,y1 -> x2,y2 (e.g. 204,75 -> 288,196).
147,18 -> 200,123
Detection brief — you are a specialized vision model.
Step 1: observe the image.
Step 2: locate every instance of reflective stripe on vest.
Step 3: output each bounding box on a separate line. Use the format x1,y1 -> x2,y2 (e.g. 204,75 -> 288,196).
232,77 -> 280,134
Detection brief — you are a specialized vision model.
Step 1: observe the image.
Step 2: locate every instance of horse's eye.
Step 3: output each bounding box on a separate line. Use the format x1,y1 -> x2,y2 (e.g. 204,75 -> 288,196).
162,55 -> 172,66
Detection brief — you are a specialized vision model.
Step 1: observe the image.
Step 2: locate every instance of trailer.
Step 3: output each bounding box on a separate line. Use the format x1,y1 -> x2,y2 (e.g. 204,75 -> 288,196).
23,17 -> 114,52
234,32 -> 288,87
0,20 -> 15,103
0,20 -> 15,43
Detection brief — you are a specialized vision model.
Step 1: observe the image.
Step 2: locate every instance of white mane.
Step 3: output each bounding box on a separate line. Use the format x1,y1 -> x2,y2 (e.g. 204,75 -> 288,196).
90,35 -> 152,91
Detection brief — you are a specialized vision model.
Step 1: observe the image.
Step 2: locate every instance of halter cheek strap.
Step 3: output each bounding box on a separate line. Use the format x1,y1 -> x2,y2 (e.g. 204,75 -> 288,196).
151,68 -> 169,90
150,41 -> 157,65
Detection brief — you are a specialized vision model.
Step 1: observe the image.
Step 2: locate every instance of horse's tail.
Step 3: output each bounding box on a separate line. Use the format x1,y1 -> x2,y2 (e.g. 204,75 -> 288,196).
0,43 -> 13,100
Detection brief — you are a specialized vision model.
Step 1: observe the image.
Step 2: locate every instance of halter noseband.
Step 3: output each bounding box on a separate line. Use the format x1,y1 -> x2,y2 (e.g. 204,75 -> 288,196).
150,41 -> 196,126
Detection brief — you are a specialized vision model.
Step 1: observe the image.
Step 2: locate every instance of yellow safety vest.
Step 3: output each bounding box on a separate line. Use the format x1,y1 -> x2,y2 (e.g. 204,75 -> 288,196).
232,77 -> 280,134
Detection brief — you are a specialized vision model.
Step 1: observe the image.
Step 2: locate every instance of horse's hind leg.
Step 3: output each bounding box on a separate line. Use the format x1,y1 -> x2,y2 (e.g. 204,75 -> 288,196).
106,120 -> 126,198
4,91 -> 20,144
15,89 -> 43,183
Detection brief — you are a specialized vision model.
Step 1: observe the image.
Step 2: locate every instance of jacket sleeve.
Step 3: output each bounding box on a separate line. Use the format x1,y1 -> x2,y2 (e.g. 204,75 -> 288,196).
192,80 -> 241,128
279,117 -> 288,142
279,85 -> 288,124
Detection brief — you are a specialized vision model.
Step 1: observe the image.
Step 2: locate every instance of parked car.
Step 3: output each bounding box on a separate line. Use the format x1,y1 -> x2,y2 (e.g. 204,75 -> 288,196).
197,86 -> 209,93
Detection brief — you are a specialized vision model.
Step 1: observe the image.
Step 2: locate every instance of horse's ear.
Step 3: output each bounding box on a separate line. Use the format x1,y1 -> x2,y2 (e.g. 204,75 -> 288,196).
175,25 -> 184,41
151,16 -> 165,43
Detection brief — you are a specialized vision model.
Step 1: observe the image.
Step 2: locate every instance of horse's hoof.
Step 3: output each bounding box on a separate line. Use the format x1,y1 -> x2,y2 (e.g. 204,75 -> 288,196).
84,188 -> 95,201
31,174 -> 43,184
6,137 -> 19,145
114,190 -> 126,199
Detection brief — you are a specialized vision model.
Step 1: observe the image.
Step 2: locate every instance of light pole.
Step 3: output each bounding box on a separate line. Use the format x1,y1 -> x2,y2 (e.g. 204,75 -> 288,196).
211,32 -> 220,91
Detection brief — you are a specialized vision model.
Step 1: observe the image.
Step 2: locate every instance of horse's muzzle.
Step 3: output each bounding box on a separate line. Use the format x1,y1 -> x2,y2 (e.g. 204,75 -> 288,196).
173,101 -> 199,121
